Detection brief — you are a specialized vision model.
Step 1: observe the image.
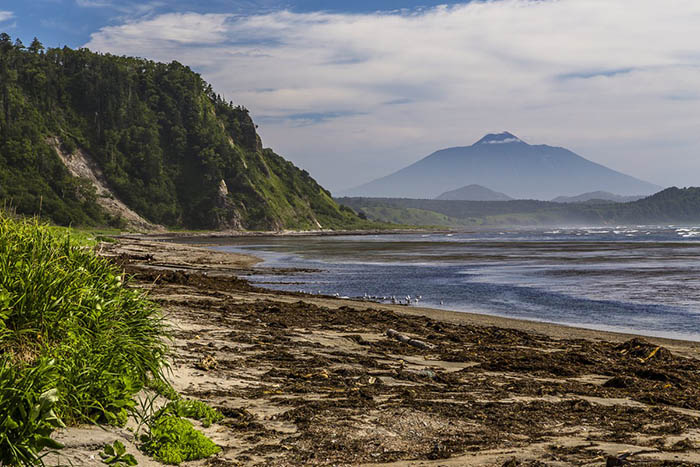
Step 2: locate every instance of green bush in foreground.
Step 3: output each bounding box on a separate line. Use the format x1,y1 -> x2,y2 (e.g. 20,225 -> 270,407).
142,415 -> 221,464
0,213 -> 170,464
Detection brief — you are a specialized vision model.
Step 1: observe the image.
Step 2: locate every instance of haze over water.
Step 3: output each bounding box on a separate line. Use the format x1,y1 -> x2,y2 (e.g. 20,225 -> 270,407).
213,226 -> 700,341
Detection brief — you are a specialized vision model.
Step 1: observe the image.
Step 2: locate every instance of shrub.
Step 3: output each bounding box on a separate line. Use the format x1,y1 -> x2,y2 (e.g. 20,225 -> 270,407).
0,213 -> 170,463
0,214 -> 169,424
142,415 -> 220,464
157,400 -> 223,428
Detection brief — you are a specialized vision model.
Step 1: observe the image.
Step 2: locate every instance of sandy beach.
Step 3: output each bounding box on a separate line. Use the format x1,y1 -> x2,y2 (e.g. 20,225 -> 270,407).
47,235 -> 700,466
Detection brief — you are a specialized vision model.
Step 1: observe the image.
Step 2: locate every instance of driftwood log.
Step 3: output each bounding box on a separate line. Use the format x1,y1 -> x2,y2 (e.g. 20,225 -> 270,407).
386,329 -> 434,350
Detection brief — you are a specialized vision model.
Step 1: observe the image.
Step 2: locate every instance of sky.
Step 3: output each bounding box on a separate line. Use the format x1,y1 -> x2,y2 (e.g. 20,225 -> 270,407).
2,0 -> 700,193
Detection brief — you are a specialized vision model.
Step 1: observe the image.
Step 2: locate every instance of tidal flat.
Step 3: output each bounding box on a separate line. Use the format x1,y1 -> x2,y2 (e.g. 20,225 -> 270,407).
208,228 -> 700,341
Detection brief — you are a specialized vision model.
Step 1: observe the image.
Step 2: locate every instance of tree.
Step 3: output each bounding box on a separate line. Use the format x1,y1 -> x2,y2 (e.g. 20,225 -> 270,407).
29,38 -> 44,54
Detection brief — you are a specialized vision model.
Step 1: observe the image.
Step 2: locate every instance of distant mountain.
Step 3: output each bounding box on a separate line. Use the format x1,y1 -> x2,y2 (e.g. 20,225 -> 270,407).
344,132 -> 661,200
436,184 -> 513,201
552,191 -> 645,204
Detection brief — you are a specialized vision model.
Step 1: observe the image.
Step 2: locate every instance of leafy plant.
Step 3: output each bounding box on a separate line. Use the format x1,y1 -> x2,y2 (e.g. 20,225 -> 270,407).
131,394 -> 222,465
99,440 -> 138,466
141,415 -> 221,465
157,399 -> 223,428
145,377 -> 180,402
0,358 -> 65,466
128,392 -> 160,441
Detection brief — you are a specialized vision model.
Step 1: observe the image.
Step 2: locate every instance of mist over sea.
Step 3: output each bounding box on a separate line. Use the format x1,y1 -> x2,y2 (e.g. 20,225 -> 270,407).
212,226 -> 700,341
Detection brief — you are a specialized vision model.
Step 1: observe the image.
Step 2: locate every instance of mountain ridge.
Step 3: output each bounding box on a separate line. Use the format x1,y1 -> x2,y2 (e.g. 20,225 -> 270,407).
338,187 -> 700,227
435,184 -> 513,201
552,191 -> 645,204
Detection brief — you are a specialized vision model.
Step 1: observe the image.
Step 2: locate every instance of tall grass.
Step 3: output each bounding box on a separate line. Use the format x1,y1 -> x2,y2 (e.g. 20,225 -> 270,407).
0,214 -> 170,464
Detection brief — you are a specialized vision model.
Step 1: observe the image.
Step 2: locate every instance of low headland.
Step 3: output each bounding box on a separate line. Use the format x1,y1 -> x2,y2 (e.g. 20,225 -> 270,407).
44,232 -> 700,466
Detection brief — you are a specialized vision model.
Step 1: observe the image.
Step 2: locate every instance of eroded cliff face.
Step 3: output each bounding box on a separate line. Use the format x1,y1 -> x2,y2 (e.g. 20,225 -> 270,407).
212,179 -> 243,230
50,137 -> 163,231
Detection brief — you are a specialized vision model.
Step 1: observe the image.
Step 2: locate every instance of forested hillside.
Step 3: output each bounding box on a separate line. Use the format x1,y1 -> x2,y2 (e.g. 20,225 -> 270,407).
0,34 -> 364,230
338,187 -> 700,227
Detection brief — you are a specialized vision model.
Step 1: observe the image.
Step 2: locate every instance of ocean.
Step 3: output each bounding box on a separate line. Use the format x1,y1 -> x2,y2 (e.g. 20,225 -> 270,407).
210,226 -> 700,341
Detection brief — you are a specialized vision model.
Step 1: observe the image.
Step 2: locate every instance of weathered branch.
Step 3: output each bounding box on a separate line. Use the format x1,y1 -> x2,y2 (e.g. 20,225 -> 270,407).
386,329 -> 434,350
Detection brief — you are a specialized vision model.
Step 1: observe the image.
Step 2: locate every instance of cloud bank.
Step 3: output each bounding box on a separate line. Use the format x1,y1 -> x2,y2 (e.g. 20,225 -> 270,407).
85,1 -> 700,191
0,11 -> 14,23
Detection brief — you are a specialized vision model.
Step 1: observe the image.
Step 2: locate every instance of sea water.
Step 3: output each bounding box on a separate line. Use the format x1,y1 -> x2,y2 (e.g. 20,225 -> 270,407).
210,226 -> 700,341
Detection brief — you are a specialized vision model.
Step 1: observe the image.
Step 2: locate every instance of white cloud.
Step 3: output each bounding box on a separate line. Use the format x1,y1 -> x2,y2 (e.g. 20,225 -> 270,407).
87,12 -> 231,49
76,0 -> 164,16
84,1 -> 700,191
0,11 -> 14,22
76,0 -> 113,7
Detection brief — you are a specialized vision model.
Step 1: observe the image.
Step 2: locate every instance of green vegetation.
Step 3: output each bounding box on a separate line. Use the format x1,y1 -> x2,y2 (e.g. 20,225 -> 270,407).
145,378 -> 180,402
0,33 -> 369,230
157,399 -> 223,428
0,213 -> 169,465
340,188 -> 700,227
141,415 -> 221,464
99,440 -> 138,466
130,393 -> 223,465
358,205 -> 465,228
0,361 -> 64,466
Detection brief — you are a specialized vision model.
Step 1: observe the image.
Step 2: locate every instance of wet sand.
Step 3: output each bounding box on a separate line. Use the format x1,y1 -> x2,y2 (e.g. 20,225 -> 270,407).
48,236 -> 700,466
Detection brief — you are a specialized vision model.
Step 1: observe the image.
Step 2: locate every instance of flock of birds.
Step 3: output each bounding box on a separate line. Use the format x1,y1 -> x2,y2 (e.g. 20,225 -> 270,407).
295,289 -> 442,306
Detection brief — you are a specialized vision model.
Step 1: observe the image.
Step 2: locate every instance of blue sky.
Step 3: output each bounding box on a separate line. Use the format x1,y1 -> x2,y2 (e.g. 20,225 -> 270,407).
6,1 -> 469,48
2,1 -> 700,193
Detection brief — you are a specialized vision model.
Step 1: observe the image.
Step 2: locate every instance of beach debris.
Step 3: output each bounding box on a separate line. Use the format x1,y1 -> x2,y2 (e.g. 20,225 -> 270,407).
615,338 -> 673,363
669,438 -> 696,451
386,329 -> 434,350
426,441 -> 451,460
195,355 -> 218,371
603,376 -> 635,389
606,450 -> 659,466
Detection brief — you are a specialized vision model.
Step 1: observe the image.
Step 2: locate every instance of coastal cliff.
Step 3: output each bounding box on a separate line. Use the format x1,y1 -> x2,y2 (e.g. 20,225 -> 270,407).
0,35 -> 364,230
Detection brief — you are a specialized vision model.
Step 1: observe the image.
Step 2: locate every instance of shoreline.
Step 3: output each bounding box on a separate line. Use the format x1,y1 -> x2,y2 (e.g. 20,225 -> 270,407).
118,233 -> 700,354
174,233 -> 700,352
119,227 -> 458,242
48,234 -> 700,466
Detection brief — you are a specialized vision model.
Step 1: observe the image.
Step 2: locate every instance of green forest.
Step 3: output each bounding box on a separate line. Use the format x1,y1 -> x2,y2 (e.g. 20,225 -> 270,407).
339,187 -> 700,227
0,34 -> 366,230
